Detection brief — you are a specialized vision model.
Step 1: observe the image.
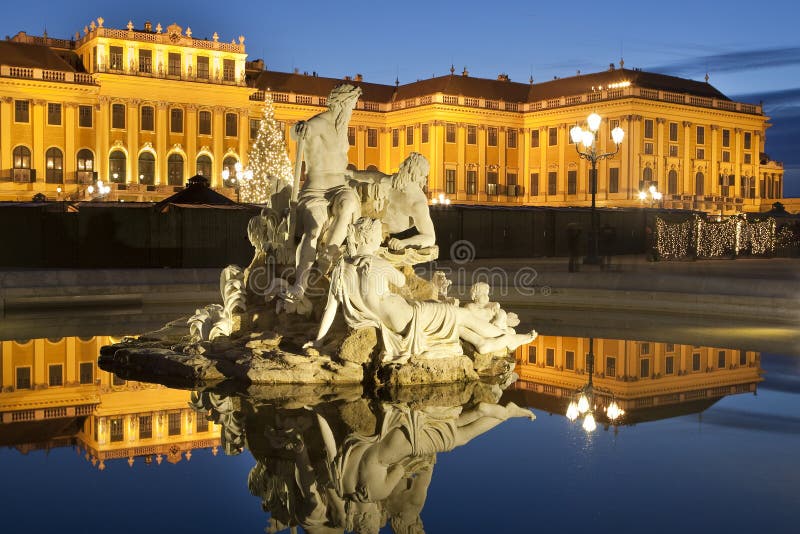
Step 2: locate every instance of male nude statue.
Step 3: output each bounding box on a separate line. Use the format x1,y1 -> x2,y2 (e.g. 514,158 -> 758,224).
288,84 -> 363,298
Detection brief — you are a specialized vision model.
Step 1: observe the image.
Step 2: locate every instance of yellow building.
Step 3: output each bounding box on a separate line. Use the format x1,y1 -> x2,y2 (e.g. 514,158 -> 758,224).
0,18 -> 787,214
511,335 -> 762,423
0,335 -> 221,470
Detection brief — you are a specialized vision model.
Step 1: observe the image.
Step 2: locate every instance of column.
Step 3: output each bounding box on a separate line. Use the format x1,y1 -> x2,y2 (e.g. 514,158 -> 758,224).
211,107 -> 225,187
95,96 -> 110,180
32,100 -> 46,180
621,116 -> 632,199
710,125 -> 719,196
1,341 -> 12,389
456,123 -> 465,197
656,118 -> 665,187
186,105 -> 197,174
33,339 -> 45,387
238,107 -> 248,168
539,127 -> 548,201
753,132 -> 762,204
734,128 -> 742,200
521,128 -> 530,202
66,337 -> 76,385
431,121 -> 444,193
126,100 -> 140,183
477,125 -> 486,201
356,126 -> 366,169
498,127 -> 506,190
64,104 -> 77,185
0,97 -> 12,172
156,101 -> 168,185
379,128 -> 391,173
558,124 -> 566,199
682,121 -> 692,195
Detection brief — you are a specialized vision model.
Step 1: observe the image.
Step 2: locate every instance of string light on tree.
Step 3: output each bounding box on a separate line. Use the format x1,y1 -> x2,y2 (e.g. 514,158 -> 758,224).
239,91 -> 293,204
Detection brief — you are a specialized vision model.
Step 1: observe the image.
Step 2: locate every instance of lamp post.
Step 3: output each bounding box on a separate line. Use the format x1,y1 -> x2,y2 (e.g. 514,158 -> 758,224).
638,185 -> 663,207
430,192 -> 452,206
565,337 -> 625,433
570,114 -> 625,265
221,161 -> 252,203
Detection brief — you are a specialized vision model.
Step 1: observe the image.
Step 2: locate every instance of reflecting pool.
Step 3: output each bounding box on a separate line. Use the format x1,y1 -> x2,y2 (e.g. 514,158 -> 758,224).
1,312 -> 799,533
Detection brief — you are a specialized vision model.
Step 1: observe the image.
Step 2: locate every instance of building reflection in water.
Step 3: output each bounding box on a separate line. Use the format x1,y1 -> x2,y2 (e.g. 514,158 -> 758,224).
507,335 -> 762,429
0,336 -> 221,469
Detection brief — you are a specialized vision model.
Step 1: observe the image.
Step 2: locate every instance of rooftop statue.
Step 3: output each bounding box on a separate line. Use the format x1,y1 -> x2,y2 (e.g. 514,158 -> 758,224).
100,83 -> 538,389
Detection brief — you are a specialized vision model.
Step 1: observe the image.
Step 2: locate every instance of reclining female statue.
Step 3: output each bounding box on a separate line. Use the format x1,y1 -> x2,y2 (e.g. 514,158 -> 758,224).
308,217 -> 536,362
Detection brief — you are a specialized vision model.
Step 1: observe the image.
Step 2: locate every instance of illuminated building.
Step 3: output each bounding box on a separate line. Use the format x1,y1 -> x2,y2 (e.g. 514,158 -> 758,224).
0,335 -> 220,470
0,18 -> 788,214
509,335 -> 762,424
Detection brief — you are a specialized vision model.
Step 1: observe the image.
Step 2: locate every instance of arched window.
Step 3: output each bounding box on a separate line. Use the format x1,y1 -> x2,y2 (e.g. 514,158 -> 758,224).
667,170 -> 678,195
77,149 -> 94,171
196,154 -> 212,177
109,150 -> 126,183
45,147 -> 63,183
138,152 -> 155,184
695,172 -> 704,196
168,153 -> 184,185
222,156 -> 238,186
13,146 -> 31,169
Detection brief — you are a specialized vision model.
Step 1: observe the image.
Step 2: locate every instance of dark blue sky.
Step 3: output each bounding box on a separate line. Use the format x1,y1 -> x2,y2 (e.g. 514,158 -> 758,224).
3,0 -> 798,195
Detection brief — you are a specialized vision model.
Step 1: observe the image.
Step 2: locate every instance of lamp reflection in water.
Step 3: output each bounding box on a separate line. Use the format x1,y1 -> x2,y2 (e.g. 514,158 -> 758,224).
565,337 -> 625,432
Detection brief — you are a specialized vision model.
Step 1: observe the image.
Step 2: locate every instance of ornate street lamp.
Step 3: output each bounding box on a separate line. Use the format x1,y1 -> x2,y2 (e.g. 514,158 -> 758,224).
430,192 -> 452,206
565,337 -> 625,433
638,184 -> 663,207
222,161 -> 252,203
570,114 -> 624,264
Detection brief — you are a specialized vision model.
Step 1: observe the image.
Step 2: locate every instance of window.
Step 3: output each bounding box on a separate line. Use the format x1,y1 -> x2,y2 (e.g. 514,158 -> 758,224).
696,126 -> 705,145
697,148 -> 705,160
527,345 -> 537,364
665,356 -> 674,375
446,123 -> 456,143
548,127 -> 558,146
78,105 -> 93,128
392,128 -> 399,147
79,362 -> 93,384
190,54 -> 208,79
739,350 -> 747,366
548,171 -> 557,195
109,46 -> 123,70
196,154 -> 212,177
486,171 -> 498,195
466,170 -> 477,195
198,110 -> 211,135
249,118 -> 260,140
744,132 -> 752,150
722,151 -> 730,163
669,122 -> 678,142
168,412 -> 182,436
531,129 -> 540,148
669,145 -> 679,157
467,125 -> 477,145
141,106 -> 154,131
139,415 -> 152,439
744,153 -> 752,164
15,99 -> 30,122
196,411 -> 209,433
665,344 -> 675,353
530,173 -> 539,196
508,129 -> 517,148
110,103 -> 125,129
138,49 -> 152,73
48,364 -> 63,387
606,357 -> 616,378
169,108 -> 183,133
567,170 -> 577,195
222,59 -> 235,82
640,359 -> 650,378
722,129 -> 730,148
507,172 -> 517,186
110,418 -> 124,442
168,52 -> 181,76
138,152 -> 155,184
45,147 -> 63,183
222,156 -> 238,178
47,103 -> 62,125
717,351 -> 726,369
445,169 -> 456,194
565,351 -> 575,370
487,127 -> 498,147
225,113 -> 238,137
545,348 -> 555,367
692,352 -> 701,372
668,170 -> 678,195
609,167 -> 619,193
15,367 -> 31,390
167,153 -> 184,185
644,119 -> 654,139
13,146 -> 31,169
77,149 -> 94,171
695,172 -> 704,195
106,150 -> 125,183
406,126 -> 413,145
644,142 -> 654,155
367,128 -> 377,147
421,124 -> 429,143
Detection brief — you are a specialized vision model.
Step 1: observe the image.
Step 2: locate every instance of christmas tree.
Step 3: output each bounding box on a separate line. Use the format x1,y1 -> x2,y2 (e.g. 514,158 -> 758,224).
240,92 -> 293,204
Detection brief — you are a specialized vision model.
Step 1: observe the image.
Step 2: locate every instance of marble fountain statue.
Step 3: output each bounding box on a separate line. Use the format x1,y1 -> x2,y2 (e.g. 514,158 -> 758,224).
99,84 -> 537,389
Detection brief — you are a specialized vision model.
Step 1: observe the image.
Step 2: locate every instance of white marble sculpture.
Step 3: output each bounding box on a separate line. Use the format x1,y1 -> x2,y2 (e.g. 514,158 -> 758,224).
310,217 -> 536,362
187,266 -> 246,341
465,282 -> 520,333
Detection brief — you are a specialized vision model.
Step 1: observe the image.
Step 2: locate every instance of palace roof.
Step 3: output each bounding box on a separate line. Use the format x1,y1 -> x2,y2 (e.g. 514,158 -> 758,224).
0,41 -> 77,71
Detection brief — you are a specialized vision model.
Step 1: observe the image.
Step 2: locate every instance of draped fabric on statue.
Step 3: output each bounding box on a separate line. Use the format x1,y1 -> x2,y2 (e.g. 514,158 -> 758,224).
330,259 -> 462,362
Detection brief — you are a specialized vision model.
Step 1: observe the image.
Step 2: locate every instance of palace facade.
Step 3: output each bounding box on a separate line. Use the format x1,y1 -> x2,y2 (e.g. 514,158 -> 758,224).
0,18 -> 786,213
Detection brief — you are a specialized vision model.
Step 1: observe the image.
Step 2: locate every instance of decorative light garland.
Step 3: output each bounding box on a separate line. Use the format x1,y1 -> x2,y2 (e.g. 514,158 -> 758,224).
655,218 -> 693,260
655,215 -> 782,260
239,92 -> 294,204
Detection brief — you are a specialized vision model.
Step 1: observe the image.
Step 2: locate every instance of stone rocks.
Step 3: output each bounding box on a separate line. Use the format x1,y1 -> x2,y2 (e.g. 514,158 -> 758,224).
376,354 -> 479,388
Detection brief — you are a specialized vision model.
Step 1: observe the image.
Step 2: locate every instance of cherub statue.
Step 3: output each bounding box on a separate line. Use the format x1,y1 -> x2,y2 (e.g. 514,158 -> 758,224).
464,282 -> 520,333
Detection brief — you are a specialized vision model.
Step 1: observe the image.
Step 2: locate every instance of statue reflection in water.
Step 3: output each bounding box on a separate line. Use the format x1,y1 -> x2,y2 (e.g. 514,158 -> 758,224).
191,384 -> 533,533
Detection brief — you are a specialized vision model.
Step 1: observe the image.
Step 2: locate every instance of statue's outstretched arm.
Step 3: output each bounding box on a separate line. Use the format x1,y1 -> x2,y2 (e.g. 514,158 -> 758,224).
310,294 -> 339,346
389,201 -> 436,249
349,169 -> 391,184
